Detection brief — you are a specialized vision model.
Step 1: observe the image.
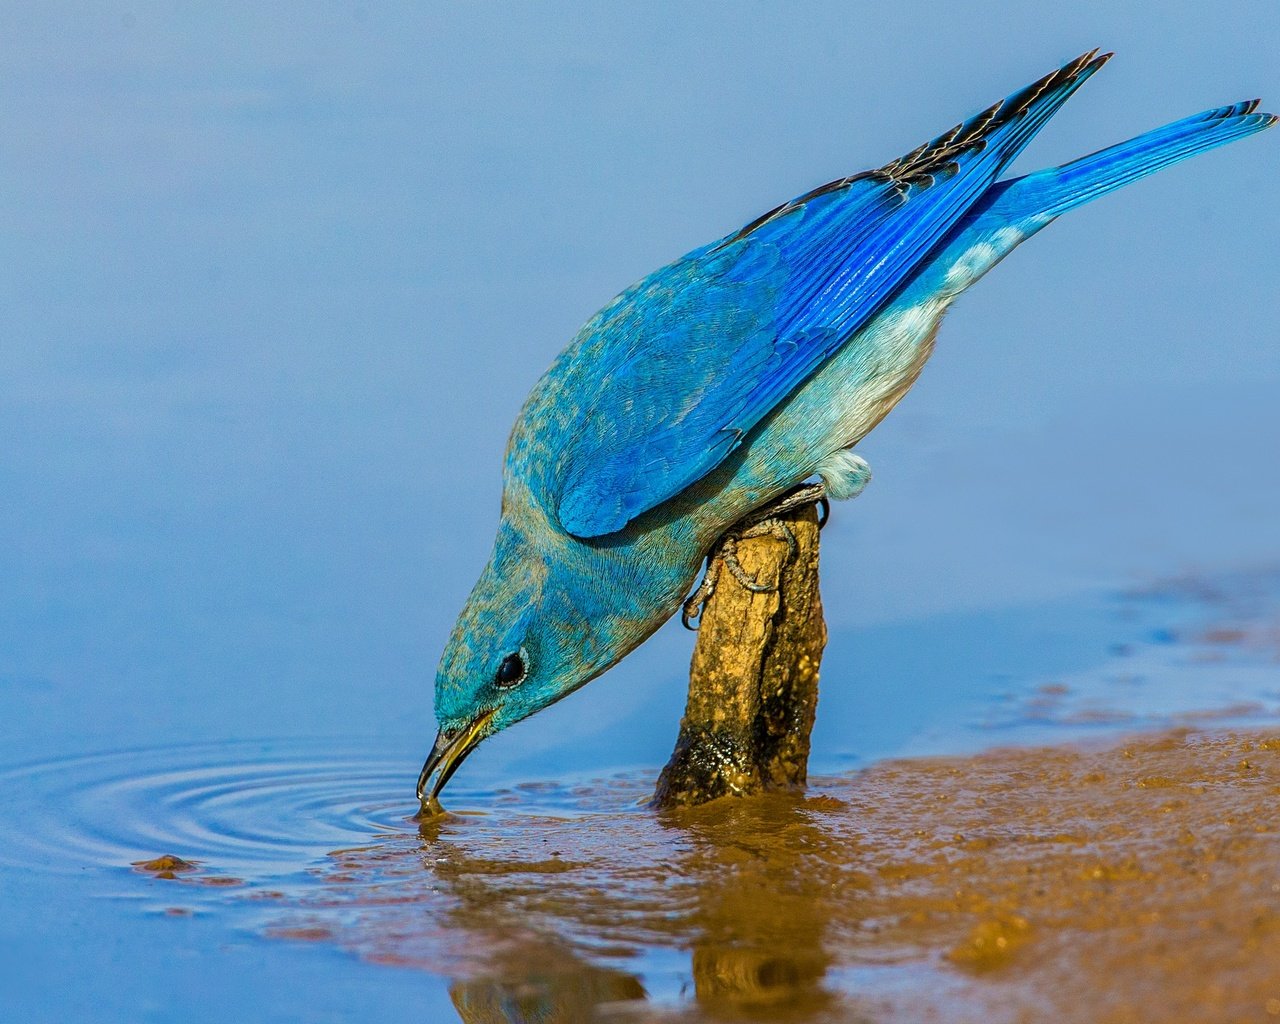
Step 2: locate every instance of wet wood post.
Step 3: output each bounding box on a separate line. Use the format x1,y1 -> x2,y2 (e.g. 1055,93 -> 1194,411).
653,503 -> 826,808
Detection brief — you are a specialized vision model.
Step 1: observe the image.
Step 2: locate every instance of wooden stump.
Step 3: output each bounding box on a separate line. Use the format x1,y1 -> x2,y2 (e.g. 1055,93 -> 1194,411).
653,504 -> 826,808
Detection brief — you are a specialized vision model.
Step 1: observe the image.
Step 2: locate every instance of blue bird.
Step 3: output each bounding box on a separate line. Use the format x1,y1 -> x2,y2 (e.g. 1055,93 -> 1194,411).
419,51 -> 1274,802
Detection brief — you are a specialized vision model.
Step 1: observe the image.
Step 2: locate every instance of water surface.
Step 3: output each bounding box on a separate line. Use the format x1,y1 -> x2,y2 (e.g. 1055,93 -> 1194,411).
5,571 -> 1280,1021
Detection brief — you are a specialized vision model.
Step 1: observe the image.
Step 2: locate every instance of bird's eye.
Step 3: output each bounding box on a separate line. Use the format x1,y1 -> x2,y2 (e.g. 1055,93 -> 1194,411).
495,650 -> 527,688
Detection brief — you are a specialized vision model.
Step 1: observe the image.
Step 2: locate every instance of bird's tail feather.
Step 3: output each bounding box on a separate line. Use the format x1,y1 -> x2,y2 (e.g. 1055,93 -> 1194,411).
997,101 -> 1275,223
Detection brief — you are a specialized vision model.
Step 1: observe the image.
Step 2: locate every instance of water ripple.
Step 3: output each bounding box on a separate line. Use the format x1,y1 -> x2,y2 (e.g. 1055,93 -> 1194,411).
0,738 -> 431,878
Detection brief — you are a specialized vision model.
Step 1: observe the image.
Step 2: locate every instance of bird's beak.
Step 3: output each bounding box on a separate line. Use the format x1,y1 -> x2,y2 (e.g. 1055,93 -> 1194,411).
416,709 -> 496,809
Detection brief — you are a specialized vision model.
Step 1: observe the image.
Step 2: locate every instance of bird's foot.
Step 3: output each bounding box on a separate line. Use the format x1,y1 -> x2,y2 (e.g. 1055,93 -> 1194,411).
741,480 -> 830,530
680,532 -> 786,630
681,482 -> 828,630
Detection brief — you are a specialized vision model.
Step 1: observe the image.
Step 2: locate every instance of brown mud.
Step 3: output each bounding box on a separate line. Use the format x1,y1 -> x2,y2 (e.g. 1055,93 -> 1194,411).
132,854 -> 201,878
261,726 -> 1280,1023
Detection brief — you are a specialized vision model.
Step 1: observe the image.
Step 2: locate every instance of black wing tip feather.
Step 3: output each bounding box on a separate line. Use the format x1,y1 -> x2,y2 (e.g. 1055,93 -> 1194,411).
723,51 -> 1114,249
1221,98 -> 1260,118
1186,98 -> 1274,130
1228,99 -> 1272,123
1008,49 -> 1111,109
884,49 -> 1110,184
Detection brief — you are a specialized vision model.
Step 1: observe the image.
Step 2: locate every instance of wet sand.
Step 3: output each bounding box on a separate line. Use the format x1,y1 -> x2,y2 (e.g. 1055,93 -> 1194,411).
820,727 -> 1280,1023
263,726 -> 1280,1023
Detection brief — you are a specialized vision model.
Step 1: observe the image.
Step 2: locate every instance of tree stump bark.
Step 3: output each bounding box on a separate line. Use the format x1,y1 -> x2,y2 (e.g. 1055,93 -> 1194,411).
653,504 -> 826,808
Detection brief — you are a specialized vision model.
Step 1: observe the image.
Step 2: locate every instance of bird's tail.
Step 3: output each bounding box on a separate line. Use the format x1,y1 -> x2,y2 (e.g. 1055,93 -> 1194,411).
995,100 -> 1275,223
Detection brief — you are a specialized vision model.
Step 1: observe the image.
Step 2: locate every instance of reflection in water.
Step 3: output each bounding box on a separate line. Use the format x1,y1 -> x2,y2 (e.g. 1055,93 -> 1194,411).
448,951 -> 645,1024
414,807 -> 653,1022
294,783 -> 861,1022
13,722 -> 1272,1021
671,799 -> 836,1019
276,727 -> 1280,1022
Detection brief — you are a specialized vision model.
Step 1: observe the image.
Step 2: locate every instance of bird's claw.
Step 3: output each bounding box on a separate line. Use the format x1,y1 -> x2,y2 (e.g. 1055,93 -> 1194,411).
720,532 -> 780,593
682,482 -> 827,631
681,557 -> 720,630
741,481 -> 828,530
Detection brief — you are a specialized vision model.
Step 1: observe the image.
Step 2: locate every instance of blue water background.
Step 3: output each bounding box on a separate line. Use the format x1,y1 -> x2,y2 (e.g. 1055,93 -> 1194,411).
1,4 -> 1278,1021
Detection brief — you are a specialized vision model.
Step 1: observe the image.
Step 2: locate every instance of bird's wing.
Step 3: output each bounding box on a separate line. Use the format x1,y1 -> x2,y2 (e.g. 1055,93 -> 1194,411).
554,51 -> 1108,537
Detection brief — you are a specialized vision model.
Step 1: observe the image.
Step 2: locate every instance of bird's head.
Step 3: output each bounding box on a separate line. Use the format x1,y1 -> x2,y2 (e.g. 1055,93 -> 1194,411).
418,521 -> 624,808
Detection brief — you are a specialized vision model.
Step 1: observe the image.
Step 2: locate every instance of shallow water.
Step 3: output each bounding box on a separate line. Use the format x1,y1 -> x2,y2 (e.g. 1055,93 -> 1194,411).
278,727 -> 1280,1023
4,572 -> 1280,1021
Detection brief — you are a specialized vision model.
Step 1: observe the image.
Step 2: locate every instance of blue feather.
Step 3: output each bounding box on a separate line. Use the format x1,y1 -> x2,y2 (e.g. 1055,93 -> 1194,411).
556,51 -> 1110,537
989,100 -> 1276,224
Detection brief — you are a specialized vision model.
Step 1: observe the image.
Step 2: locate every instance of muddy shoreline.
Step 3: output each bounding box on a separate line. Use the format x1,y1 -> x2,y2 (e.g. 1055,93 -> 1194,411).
255,726 -> 1280,1023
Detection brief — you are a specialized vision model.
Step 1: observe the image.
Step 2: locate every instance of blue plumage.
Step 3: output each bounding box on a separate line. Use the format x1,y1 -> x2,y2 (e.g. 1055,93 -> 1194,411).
557,51 -> 1108,537
418,52 -> 1275,802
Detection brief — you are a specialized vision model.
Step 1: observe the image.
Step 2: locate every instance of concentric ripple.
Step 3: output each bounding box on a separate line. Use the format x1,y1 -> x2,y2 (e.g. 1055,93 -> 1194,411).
0,738 -> 433,879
